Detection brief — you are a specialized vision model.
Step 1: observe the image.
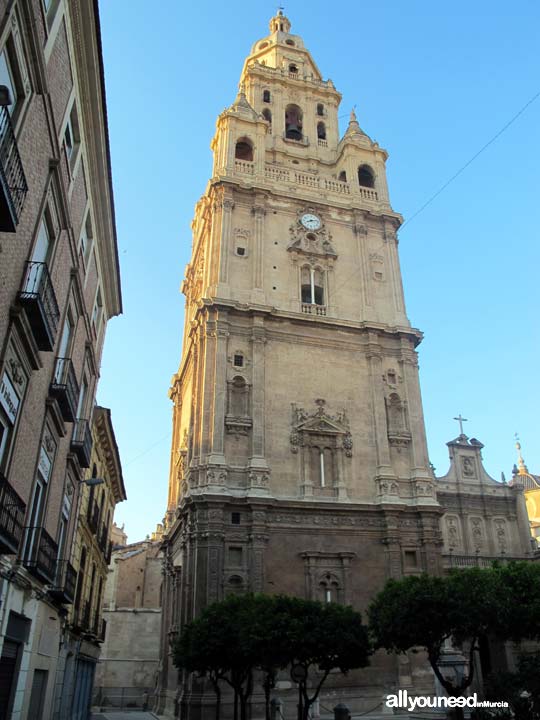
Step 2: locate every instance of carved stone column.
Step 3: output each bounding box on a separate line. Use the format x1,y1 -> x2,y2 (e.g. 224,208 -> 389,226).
384,224 -> 406,319
251,197 -> 266,304
217,195 -> 234,296
208,317 -> 229,466
249,318 -> 268,472
400,339 -> 432,484
382,514 -> 402,579
353,213 -> 370,311
199,319 -> 216,461
367,338 -> 393,479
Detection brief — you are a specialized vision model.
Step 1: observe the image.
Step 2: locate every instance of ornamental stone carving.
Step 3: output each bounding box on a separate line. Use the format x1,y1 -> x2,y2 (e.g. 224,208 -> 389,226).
462,456 -> 475,478
494,518 -> 507,552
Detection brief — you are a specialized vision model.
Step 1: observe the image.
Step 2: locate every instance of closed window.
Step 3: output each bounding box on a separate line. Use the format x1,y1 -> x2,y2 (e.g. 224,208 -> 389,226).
64,103 -> 81,171
91,287 -> 103,337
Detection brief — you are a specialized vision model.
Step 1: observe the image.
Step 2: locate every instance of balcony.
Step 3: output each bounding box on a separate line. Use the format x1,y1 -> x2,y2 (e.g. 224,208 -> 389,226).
0,104 -> 28,232
18,261 -> 60,351
234,159 -> 254,175
22,526 -> 58,585
50,357 -> 79,422
49,559 -> 77,604
87,500 -> 99,534
0,473 -> 26,554
442,553 -> 532,570
71,419 -> 92,468
301,303 -> 327,317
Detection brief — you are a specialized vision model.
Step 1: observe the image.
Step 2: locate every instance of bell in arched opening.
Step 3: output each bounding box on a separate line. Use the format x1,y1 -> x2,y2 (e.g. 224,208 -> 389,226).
285,104 -> 303,141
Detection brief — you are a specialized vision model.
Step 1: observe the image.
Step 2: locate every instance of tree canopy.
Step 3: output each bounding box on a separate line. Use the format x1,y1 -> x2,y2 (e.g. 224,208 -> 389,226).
368,561 -> 540,713
173,593 -> 371,720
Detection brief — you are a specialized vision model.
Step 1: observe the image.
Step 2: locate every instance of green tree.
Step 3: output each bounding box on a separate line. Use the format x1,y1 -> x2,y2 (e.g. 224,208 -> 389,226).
368,563 -> 540,720
173,593 -> 371,720
277,596 -> 371,720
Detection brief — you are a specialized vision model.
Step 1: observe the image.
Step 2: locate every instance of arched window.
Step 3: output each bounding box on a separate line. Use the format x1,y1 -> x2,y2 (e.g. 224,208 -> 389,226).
285,104 -> 303,140
235,139 -> 253,161
358,164 -> 375,188
338,171 -> 347,182
226,575 -> 244,596
317,103 -> 324,116
319,573 -> 340,603
310,446 -> 334,490
301,266 -> 325,305
289,64 -> 298,74
262,108 -> 272,125
263,90 -> 271,103
317,122 -> 326,140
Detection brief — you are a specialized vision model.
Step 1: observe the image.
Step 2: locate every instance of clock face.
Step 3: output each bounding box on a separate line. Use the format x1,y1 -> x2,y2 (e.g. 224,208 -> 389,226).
300,213 -> 321,231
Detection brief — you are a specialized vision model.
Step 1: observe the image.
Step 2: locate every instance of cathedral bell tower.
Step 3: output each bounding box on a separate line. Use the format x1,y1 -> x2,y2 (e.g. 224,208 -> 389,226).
159,11 -> 442,716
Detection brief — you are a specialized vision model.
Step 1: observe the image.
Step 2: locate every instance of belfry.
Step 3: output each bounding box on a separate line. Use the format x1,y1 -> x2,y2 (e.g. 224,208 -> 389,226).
157,11 -> 533,718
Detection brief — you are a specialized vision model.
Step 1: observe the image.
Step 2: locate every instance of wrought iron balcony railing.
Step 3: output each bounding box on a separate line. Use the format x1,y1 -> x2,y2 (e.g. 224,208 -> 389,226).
49,559 -> 77,604
18,261 -> 60,351
22,526 -> 58,585
0,103 -> 28,232
0,473 -> 26,554
71,418 -> 92,468
50,357 -> 79,422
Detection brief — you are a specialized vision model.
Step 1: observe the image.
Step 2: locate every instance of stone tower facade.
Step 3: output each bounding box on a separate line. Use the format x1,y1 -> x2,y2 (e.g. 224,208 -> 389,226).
158,10 -> 451,717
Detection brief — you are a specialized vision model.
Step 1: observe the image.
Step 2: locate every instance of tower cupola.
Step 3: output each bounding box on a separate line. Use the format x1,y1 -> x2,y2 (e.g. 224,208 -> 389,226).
269,9 -> 292,34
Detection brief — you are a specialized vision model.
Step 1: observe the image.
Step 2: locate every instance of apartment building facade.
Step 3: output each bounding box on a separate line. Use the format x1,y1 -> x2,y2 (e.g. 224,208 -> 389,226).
0,1 -> 121,718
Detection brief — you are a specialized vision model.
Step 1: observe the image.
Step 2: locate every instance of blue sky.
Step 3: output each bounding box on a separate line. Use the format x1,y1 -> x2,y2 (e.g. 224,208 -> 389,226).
97,1 -> 540,542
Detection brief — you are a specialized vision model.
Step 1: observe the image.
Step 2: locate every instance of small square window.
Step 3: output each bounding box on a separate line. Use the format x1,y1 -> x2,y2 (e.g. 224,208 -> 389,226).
236,246 -> 246,256
231,512 -> 241,525
233,354 -> 244,368
374,271 -> 383,281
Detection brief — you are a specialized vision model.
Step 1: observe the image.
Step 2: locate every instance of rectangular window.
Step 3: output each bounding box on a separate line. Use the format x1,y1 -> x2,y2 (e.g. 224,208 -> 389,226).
64,103 -> 80,171
228,547 -> 243,566
0,47 -> 17,113
76,375 -> 88,420
79,213 -> 93,268
92,287 -> 103,337
0,412 -> 9,465
404,550 -> 418,570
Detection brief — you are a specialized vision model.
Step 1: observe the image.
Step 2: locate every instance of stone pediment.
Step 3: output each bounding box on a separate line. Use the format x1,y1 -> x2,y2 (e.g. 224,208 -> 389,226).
296,415 -> 346,435
290,400 -> 353,457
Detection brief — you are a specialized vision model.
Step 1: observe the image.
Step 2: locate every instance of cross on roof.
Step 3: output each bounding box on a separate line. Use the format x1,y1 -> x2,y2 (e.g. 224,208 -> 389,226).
453,414 -> 468,435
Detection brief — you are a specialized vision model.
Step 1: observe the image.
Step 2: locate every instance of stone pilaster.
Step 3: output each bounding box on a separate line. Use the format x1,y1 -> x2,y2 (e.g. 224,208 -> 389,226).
251,197 -> 266,304
249,318 -> 268,472
208,317 -> 229,466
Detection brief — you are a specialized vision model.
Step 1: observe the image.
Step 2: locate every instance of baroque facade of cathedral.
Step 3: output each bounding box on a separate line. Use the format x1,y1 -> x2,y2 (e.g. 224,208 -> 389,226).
156,12 -> 534,718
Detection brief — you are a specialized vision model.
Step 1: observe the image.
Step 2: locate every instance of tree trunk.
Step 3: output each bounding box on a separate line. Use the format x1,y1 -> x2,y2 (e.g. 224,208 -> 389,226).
263,675 -> 272,720
213,680 -> 221,720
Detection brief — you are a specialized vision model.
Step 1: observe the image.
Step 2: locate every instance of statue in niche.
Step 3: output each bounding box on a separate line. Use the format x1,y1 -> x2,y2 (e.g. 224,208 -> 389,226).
387,393 -> 405,433
462,457 -> 475,477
